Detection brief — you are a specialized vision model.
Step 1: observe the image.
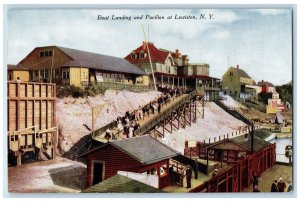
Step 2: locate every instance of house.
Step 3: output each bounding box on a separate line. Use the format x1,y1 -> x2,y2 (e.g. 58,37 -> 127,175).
222,65 -> 255,98
257,80 -> 276,93
125,42 -> 186,76
266,92 -> 285,114
9,46 -> 148,87
125,42 -> 220,98
204,129 -> 272,164
78,135 -> 180,189
7,64 -> 29,82
82,174 -> 164,193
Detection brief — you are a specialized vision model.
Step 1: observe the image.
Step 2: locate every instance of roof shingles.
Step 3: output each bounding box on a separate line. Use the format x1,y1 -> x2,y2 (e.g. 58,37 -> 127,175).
58,46 -> 146,75
82,174 -> 164,193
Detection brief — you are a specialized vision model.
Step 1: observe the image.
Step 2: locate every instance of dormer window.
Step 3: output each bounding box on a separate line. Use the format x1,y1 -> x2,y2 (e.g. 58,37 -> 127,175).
40,50 -> 53,58
131,54 -> 137,59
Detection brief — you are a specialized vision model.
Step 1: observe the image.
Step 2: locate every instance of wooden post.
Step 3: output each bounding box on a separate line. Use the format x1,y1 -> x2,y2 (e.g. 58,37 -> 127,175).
171,113 -> 173,133
184,104 -> 186,128
189,101 -> 192,124
226,172 -> 229,192
206,149 -> 209,174
177,109 -> 180,129
163,118 -> 165,137
202,97 -> 205,119
17,154 -> 22,166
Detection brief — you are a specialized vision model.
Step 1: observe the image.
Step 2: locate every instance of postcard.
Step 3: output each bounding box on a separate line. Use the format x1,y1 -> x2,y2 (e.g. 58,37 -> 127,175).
4,6 -> 294,194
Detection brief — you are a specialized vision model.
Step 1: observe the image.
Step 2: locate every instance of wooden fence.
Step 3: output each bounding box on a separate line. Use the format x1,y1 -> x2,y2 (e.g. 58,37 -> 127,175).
189,143 -> 276,192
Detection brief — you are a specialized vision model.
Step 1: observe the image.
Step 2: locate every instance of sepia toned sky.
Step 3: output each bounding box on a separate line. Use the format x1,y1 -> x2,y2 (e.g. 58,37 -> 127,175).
7,8 -> 292,85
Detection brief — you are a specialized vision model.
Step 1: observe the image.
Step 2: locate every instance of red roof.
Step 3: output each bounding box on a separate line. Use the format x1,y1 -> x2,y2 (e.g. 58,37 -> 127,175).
125,42 -> 170,64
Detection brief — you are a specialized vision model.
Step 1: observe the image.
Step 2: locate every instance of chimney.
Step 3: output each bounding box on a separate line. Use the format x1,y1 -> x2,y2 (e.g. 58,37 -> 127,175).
142,41 -> 147,50
175,49 -> 179,57
237,65 -> 239,69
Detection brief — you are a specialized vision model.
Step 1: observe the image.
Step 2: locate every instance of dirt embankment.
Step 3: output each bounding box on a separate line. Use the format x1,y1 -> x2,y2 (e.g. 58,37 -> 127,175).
56,90 -> 161,155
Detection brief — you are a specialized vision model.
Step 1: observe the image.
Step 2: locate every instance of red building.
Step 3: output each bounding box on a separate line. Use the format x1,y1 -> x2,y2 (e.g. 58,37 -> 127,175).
79,135 -> 180,188
257,80 -> 276,93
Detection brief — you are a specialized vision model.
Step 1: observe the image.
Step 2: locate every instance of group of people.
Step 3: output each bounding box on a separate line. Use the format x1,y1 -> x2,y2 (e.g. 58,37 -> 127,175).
168,159 -> 199,189
252,174 -> 292,192
271,178 -> 292,192
104,86 -> 185,141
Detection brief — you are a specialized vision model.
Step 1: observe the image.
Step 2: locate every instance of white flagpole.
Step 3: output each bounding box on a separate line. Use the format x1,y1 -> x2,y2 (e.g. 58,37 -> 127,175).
142,25 -> 157,91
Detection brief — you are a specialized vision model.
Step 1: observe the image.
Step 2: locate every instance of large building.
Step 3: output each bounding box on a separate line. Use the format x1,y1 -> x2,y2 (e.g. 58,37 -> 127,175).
125,41 -> 220,99
124,41 -> 188,76
222,65 -> 256,98
8,46 -> 148,87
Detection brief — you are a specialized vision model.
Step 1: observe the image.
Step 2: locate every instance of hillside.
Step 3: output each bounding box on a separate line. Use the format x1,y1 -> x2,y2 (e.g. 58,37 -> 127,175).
56,90 -> 161,154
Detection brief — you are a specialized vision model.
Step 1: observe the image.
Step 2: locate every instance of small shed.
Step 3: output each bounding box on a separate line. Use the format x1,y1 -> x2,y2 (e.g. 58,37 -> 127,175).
78,135 -> 180,189
269,112 -> 285,124
204,129 -> 271,165
82,174 -> 164,193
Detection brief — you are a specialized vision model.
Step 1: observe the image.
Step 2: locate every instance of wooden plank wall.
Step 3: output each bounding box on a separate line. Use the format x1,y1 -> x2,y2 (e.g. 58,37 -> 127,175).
7,81 -> 56,132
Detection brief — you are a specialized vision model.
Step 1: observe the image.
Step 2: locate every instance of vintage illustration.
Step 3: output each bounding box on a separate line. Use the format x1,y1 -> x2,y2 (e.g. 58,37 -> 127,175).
5,7 -> 293,193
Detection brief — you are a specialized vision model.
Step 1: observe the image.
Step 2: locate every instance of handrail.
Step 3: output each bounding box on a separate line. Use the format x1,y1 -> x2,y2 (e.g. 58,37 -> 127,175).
134,90 -> 198,136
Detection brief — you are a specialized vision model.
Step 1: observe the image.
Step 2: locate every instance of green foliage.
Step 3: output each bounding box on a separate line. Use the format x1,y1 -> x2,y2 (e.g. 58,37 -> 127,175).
258,92 -> 272,104
276,84 -> 293,105
57,85 -> 105,98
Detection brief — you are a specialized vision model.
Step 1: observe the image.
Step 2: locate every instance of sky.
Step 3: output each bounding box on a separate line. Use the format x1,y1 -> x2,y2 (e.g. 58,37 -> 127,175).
7,8 -> 293,85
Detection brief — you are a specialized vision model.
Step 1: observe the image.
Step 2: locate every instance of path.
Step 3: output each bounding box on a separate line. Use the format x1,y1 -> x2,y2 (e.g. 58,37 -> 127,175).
242,164 -> 292,192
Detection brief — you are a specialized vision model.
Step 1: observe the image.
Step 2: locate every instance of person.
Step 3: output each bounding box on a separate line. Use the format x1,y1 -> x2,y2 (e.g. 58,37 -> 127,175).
194,159 -> 199,179
252,174 -> 259,190
117,119 -> 123,132
104,128 -> 111,141
212,169 -> 218,177
158,103 -> 161,113
271,179 -> 278,192
129,125 -> 134,138
186,166 -> 192,188
168,165 -> 175,185
277,178 -> 286,192
253,185 -> 261,192
287,180 -> 293,192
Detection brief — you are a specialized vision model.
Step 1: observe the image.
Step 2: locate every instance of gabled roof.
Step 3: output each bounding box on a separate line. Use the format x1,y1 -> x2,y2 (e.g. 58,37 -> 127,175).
270,112 -> 285,124
230,67 -> 252,79
7,64 -> 28,70
206,129 -> 271,152
231,130 -> 271,152
78,135 -> 180,165
257,81 -> 274,87
82,174 -> 164,193
124,42 -> 170,64
57,46 -> 146,75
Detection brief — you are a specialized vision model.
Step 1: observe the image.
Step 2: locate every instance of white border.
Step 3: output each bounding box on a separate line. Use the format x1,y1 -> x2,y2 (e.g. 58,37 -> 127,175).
1,0 -> 299,201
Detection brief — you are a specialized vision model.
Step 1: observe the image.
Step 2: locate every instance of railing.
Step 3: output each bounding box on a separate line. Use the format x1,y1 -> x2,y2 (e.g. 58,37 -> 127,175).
189,143 -> 276,192
134,90 -> 198,136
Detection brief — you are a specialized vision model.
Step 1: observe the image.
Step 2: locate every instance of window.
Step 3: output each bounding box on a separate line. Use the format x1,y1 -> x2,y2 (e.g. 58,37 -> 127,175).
62,70 -> 69,79
34,70 -> 39,77
8,73 -> 12,80
44,70 -> 49,78
230,72 -> 233,76
39,50 -> 53,58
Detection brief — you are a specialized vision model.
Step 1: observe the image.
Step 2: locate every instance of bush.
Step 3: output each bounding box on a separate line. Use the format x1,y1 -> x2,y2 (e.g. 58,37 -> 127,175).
57,85 -> 105,98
